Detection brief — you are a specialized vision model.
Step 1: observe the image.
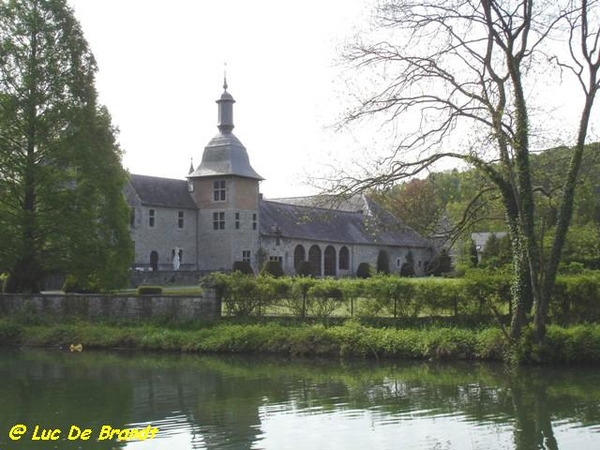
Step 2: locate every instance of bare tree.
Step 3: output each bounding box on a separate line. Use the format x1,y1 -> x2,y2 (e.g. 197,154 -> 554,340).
331,0 -> 600,346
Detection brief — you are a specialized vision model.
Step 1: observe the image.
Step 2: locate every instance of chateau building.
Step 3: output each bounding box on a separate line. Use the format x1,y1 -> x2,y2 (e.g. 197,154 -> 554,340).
125,83 -> 434,276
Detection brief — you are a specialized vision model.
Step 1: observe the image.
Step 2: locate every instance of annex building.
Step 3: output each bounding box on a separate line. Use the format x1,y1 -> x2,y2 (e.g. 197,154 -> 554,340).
125,83 -> 434,277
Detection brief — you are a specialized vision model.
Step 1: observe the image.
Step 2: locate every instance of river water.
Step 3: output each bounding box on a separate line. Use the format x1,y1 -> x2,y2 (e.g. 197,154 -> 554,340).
0,348 -> 599,450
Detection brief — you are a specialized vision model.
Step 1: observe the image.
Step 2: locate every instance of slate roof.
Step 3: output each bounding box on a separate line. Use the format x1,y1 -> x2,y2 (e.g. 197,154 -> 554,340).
129,174 -> 197,209
260,197 -> 431,248
188,132 -> 263,180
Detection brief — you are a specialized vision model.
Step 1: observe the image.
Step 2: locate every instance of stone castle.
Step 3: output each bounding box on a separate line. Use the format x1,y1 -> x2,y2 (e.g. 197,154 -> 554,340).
125,82 -> 433,276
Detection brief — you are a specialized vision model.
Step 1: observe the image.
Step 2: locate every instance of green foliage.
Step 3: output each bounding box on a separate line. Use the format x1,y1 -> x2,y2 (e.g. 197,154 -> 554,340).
356,262 -> 372,279
358,275 -> 419,318
548,274 -> 600,325
0,273 -> 6,292
62,274 -> 100,293
307,278 -> 344,318
0,0 -> 132,292
260,260 -> 285,278
400,251 -> 415,277
0,320 -> 23,342
207,271 -> 600,326
426,248 -> 452,276
137,286 -> 164,295
232,261 -> 254,275
480,233 -> 512,269
376,250 -> 390,274
285,277 -> 316,318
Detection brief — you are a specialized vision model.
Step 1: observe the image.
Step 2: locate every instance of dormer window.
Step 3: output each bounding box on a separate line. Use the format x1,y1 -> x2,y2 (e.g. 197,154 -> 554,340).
213,180 -> 226,202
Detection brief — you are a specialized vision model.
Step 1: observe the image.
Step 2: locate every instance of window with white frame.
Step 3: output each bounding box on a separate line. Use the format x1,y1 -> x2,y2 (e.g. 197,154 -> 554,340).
213,212 -> 225,230
242,250 -> 251,263
213,180 -> 226,202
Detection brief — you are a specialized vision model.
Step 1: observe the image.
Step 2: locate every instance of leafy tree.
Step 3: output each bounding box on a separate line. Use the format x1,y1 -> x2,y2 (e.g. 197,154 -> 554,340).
376,249 -> 390,274
333,0 -> 600,346
0,0 -> 132,292
425,248 -> 452,276
469,240 -> 479,268
372,178 -> 443,236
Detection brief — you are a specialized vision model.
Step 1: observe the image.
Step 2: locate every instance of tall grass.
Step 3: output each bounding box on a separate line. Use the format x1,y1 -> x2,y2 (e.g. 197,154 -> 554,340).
2,318 -> 598,363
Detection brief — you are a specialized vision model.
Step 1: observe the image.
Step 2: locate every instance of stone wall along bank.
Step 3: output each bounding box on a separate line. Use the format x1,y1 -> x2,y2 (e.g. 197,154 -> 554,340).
0,289 -> 220,322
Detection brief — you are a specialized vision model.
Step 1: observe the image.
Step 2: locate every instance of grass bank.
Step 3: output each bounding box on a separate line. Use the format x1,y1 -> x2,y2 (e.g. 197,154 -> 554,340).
1,318 -> 600,364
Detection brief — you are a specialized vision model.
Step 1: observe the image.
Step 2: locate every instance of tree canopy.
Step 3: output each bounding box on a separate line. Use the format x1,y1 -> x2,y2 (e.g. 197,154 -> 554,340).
0,0 -> 132,292
333,0 -> 600,347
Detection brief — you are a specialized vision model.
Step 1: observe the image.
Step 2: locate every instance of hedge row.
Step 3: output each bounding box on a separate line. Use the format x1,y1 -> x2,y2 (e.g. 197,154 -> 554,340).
208,271 -> 600,324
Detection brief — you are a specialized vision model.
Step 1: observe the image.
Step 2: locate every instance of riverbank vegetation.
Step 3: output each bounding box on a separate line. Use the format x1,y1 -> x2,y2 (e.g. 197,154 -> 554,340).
1,318 -> 600,365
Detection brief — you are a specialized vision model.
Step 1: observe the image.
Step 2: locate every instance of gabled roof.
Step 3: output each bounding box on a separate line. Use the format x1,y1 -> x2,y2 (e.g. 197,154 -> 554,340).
128,174 -> 197,209
260,197 -> 431,248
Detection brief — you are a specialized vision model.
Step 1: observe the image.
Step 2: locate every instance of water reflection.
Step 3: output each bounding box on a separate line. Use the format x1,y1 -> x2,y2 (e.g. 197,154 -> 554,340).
0,348 -> 599,449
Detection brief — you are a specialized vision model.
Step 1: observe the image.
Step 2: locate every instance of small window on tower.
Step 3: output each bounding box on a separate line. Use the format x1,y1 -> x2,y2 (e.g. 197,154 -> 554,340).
242,250 -> 251,263
235,212 -> 240,229
178,211 -> 184,229
252,213 -> 257,230
213,180 -> 226,202
149,209 -> 155,227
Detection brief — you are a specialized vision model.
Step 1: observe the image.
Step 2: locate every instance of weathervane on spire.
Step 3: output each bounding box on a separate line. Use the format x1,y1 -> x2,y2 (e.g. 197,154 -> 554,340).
223,62 -> 228,91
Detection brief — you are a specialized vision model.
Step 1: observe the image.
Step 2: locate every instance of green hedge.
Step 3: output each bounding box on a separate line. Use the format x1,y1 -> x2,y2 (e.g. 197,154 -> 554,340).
137,286 -> 163,295
207,271 -> 600,324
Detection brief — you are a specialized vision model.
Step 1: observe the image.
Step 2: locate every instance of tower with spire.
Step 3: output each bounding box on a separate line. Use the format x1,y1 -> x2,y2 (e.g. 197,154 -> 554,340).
187,80 -> 263,271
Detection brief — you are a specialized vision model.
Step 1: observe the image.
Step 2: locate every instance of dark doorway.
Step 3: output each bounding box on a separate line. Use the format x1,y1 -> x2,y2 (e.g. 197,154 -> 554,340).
150,251 -> 159,271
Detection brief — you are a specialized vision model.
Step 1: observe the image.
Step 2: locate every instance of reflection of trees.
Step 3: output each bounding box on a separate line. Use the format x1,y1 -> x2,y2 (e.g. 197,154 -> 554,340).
2,350 -> 600,449
0,349 -> 132,450
510,368 -> 570,450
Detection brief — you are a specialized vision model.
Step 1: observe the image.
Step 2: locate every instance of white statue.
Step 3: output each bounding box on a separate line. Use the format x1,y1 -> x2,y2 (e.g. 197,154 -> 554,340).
172,247 -> 180,271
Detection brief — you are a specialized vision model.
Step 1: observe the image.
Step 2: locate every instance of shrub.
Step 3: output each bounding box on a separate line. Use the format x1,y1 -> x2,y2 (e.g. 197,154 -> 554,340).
377,250 -> 390,274
232,261 -> 254,275
137,286 -> 163,295
213,271 -> 262,316
1,273 -> 10,293
62,274 -> 101,294
363,275 -> 419,318
308,279 -> 344,318
550,274 -> 600,325
0,320 -> 23,343
261,260 -> 285,278
400,251 -> 416,277
356,262 -> 372,279
286,277 -> 316,317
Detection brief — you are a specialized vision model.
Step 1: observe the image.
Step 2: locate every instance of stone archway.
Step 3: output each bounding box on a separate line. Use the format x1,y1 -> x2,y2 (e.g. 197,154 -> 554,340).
308,245 -> 322,277
294,244 -> 306,270
324,245 -> 336,277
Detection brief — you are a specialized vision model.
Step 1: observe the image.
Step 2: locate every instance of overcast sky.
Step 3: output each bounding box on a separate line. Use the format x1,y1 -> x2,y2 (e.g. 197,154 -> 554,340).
67,0 -> 372,198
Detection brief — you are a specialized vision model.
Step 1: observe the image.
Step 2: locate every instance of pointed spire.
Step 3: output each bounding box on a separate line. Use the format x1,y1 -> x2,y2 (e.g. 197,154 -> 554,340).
223,62 -> 228,91
217,72 -> 235,134
188,158 -> 194,175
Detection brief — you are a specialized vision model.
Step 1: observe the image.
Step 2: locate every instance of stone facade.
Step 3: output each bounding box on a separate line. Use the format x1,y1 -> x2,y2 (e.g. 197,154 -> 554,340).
125,83 -> 434,276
